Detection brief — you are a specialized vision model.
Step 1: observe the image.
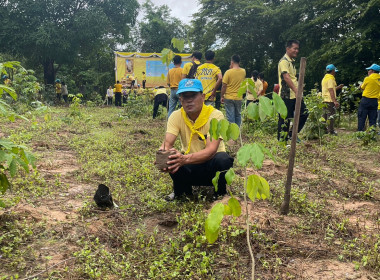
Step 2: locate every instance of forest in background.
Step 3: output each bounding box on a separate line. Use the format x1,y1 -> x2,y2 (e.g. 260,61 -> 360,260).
0,0 -> 379,99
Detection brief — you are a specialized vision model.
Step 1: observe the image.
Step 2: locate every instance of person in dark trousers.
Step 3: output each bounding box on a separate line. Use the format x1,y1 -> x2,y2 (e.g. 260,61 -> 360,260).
153,86 -> 168,119
142,72 -> 146,89
277,40 -> 309,141
114,81 -> 122,106
358,63 -> 380,131
158,78 -> 234,201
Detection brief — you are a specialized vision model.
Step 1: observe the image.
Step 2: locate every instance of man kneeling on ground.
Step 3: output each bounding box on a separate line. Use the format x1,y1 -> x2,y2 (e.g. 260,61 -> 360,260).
158,79 -> 234,201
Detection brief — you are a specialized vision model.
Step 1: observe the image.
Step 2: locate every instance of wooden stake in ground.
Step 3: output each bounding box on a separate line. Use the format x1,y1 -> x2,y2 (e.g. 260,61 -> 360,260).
280,57 -> 307,215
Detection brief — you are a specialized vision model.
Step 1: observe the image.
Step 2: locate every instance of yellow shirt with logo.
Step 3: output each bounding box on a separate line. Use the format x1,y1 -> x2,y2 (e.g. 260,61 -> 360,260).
321,74 -> 337,102
361,73 -> 380,99
182,61 -> 201,76
222,68 -> 246,100
196,63 -> 221,100
167,67 -> 183,88
246,78 -> 263,101
278,54 -> 297,99
167,109 -> 226,154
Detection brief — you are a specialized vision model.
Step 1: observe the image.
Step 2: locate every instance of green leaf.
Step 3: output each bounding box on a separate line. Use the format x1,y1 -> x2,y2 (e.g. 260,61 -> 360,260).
257,143 -> 275,162
246,175 -> 258,202
223,204 -> 232,215
228,197 -> 241,217
205,203 -> 225,244
225,168 -> 235,185
247,102 -> 259,120
212,171 -> 220,192
227,123 -> 240,141
0,85 -> 17,100
217,119 -> 229,140
171,38 -> 184,52
247,84 -> 257,99
237,144 -> 252,167
272,92 -> 287,119
0,173 -> 10,194
209,118 -> 219,141
237,85 -> 247,98
250,143 -> 265,169
0,199 -> 6,208
258,96 -> 273,120
9,158 -> 17,177
257,175 -> 270,200
247,78 -> 255,87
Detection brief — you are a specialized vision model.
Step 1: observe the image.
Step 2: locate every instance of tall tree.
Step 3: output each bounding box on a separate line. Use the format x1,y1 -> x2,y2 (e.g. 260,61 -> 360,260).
137,0 -> 187,52
0,0 -> 139,84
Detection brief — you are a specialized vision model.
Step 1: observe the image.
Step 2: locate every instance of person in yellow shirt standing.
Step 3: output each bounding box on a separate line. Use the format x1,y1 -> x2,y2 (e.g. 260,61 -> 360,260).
221,54 -> 246,126
114,80 -> 123,106
142,72 -> 146,89
196,50 -> 222,106
277,40 -> 309,141
55,79 -> 62,102
358,64 -> 380,131
167,55 -> 183,117
182,52 -> 202,79
158,78 -> 233,201
321,64 -> 344,135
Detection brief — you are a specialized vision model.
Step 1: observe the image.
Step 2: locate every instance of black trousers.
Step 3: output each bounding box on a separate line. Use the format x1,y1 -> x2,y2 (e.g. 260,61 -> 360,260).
107,97 -> 112,105
153,94 -> 168,118
143,80 -> 146,89
357,97 -> 378,131
277,98 -> 308,140
115,92 -> 122,106
169,152 -> 234,197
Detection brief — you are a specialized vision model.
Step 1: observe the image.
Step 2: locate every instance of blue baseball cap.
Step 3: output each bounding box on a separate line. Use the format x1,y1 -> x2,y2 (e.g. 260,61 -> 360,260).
326,64 -> 338,72
176,79 -> 203,95
366,64 -> 380,72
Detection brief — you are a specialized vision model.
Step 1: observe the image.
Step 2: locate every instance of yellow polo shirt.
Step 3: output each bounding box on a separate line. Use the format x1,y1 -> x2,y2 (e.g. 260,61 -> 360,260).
361,73 -> 380,99
222,68 -> 246,100
167,67 -> 183,88
114,83 -> 122,92
55,83 -> 62,94
154,88 -> 167,96
142,74 -> 146,80
167,109 -> 226,154
278,54 -> 297,99
321,74 -> 337,102
246,78 -> 263,101
182,61 -> 201,76
196,63 -> 222,100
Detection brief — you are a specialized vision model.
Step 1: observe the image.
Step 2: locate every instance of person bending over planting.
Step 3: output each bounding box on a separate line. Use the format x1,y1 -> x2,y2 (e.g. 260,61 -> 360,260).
157,79 -> 234,201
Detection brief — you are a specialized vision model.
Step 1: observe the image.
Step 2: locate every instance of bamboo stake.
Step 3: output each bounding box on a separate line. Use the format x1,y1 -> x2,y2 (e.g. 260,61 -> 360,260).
280,57 -> 307,215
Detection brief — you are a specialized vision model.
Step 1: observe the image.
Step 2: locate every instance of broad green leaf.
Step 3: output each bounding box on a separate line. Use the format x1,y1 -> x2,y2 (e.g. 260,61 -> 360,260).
250,143 -> 265,169
212,171 -> 220,192
237,144 -> 252,167
237,86 -> 246,98
259,96 -> 273,120
209,118 -> 219,141
247,78 -> 255,87
225,168 -> 235,185
272,92 -> 287,119
217,119 -> 229,140
224,204 -> 232,215
227,123 -> 240,140
257,176 -> 270,199
9,158 -> 17,177
8,114 -> 16,122
247,102 -> 259,120
15,156 -> 29,173
171,38 -> 184,52
0,173 -> 10,194
0,85 -> 17,100
228,197 -> 241,217
205,203 -> 225,244
319,117 -> 325,122
246,175 -> 258,202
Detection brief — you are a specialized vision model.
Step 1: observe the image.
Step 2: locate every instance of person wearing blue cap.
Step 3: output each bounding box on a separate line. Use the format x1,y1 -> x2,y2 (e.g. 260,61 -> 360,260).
358,64 -> 380,131
157,78 -> 233,201
321,64 -> 344,135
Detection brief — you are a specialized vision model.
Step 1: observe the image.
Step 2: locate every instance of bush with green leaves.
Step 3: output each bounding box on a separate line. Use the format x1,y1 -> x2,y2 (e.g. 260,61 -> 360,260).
355,126 -> 378,146
205,82 -> 287,280
302,89 -> 327,140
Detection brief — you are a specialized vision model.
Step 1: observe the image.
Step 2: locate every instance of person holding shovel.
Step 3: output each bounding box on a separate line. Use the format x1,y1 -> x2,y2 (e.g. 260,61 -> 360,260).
157,78 -> 234,201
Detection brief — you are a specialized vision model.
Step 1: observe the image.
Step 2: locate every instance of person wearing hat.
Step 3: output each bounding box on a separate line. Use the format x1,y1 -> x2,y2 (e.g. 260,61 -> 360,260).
158,78 -> 234,201
321,64 -> 344,135
358,64 -> 380,131
182,52 -> 202,79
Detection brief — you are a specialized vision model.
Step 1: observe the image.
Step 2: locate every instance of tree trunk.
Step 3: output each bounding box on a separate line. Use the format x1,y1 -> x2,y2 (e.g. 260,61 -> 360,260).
43,59 -> 55,85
